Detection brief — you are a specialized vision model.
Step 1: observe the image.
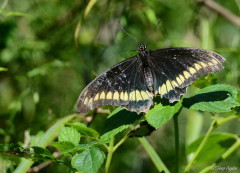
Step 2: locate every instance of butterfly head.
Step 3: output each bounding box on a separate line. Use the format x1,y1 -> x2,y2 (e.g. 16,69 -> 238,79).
138,44 -> 147,52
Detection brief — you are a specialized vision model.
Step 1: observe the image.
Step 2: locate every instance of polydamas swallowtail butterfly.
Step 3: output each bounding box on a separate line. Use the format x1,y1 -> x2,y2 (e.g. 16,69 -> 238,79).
77,44 -> 225,114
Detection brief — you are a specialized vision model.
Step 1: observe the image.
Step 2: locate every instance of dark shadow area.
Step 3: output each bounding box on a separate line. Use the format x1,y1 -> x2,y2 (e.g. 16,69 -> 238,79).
101,109 -> 143,134
153,95 -> 180,106
129,121 -> 155,137
182,91 -> 230,108
219,138 -> 236,148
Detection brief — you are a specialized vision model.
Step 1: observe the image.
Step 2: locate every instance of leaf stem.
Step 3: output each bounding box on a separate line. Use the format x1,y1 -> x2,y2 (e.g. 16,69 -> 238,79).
221,137 -> 240,159
173,113 -> 179,173
105,137 -> 114,173
184,117 -> 217,172
138,137 -> 170,173
216,115 -> 238,126
113,134 -> 129,152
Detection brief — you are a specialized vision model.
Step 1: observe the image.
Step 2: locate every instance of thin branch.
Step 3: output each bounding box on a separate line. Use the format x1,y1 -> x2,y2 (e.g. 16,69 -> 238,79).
197,0 -> 240,27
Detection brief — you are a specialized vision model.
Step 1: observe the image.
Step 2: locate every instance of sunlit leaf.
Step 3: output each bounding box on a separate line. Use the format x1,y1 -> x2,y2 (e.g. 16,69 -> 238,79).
146,101 -> 182,129
58,126 -> 81,146
61,139 -> 110,154
84,0 -> 97,17
71,147 -> 105,173
51,141 -> 75,151
183,84 -> 240,113
67,122 -> 99,138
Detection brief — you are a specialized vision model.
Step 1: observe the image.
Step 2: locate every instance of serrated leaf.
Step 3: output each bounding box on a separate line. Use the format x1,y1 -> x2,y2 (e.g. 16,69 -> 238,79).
71,147 -> 105,173
100,108 -> 142,140
67,122 -> 99,138
187,133 -> 237,165
58,126 -> 81,146
51,141 -> 75,151
61,139 -> 110,155
146,101 -> 182,129
183,84 -> 240,113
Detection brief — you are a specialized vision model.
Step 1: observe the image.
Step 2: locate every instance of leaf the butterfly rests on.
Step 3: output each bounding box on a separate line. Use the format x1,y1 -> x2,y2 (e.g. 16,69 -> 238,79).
77,44 -> 225,114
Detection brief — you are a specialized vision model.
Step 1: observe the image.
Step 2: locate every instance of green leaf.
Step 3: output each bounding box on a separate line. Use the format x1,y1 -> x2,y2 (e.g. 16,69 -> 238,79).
183,84 -> 240,113
27,60 -> 68,78
29,146 -> 56,161
62,139 -> 110,154
1,144 -> 57,161
14,114 -> 76,173
51,141 -> 75,151
67,122 -> 99,138
100,108 -> 142,140
187,133 -> 237,165
58,126 -> 81,146
145,101 -> 182,129
0,67 -> 8,72
193,74 -> 217,88
71,147 -> 105,173
6,11 -> 29,17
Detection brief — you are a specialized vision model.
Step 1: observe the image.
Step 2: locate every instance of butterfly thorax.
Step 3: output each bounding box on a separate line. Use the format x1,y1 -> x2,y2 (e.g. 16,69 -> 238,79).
138,44 -> 155,93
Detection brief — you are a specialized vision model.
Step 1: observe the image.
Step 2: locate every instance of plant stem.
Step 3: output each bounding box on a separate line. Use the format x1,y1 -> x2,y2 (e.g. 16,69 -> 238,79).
105,137 -> 114,173
221,138 -> 240,159
184,117 -> 217,172
216,115 -> 238,126
199,138 -> 240,173
113,135 -> 129,152
138,137 -> 170,173
173,113 -> 179,173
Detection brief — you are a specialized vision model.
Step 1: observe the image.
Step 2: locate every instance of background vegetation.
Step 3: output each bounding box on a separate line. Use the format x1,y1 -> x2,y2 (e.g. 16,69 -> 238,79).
0,0 -> 240,172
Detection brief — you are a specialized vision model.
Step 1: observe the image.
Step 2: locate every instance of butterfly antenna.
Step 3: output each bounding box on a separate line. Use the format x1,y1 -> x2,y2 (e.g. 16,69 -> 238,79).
143,20 -> 162,45
121,26 -> 140,44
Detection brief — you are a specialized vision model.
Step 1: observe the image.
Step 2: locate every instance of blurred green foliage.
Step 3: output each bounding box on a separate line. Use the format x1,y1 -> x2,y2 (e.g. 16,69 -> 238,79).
1,0 -> 240,172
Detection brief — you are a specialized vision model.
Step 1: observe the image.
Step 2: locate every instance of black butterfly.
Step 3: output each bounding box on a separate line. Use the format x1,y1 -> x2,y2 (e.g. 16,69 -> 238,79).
77,44 -> 225,114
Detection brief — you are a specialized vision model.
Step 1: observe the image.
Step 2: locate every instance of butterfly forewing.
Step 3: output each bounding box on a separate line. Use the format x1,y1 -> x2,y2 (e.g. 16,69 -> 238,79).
148,48 -> 225,102
77,46 -> 225,114
77,56 -> 153,114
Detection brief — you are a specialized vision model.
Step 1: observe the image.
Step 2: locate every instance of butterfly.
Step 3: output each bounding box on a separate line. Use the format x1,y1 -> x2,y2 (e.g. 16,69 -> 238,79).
77,44 -> 225,114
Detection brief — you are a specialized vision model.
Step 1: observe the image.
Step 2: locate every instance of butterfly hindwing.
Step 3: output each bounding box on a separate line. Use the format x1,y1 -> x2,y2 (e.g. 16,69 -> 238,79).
77,46 -> 225,114
148,48 -> 225,102
77,56 -> 153,114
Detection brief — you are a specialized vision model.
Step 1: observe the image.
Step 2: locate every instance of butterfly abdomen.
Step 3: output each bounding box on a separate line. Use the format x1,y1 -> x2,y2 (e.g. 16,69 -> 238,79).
143,67 -> 154,93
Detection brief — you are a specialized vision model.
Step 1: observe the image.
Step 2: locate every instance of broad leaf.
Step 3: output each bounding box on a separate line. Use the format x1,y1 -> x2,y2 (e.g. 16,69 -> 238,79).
146,101 -> 182,129
71,147 -> 105,173
62,139 -> 110,154
51,141 -> 75,151
100,108 -> 142,140
67,122 -> 99,138
187,133 -> 237,164
58,126 -> 80,146
183,84 -> 240,113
